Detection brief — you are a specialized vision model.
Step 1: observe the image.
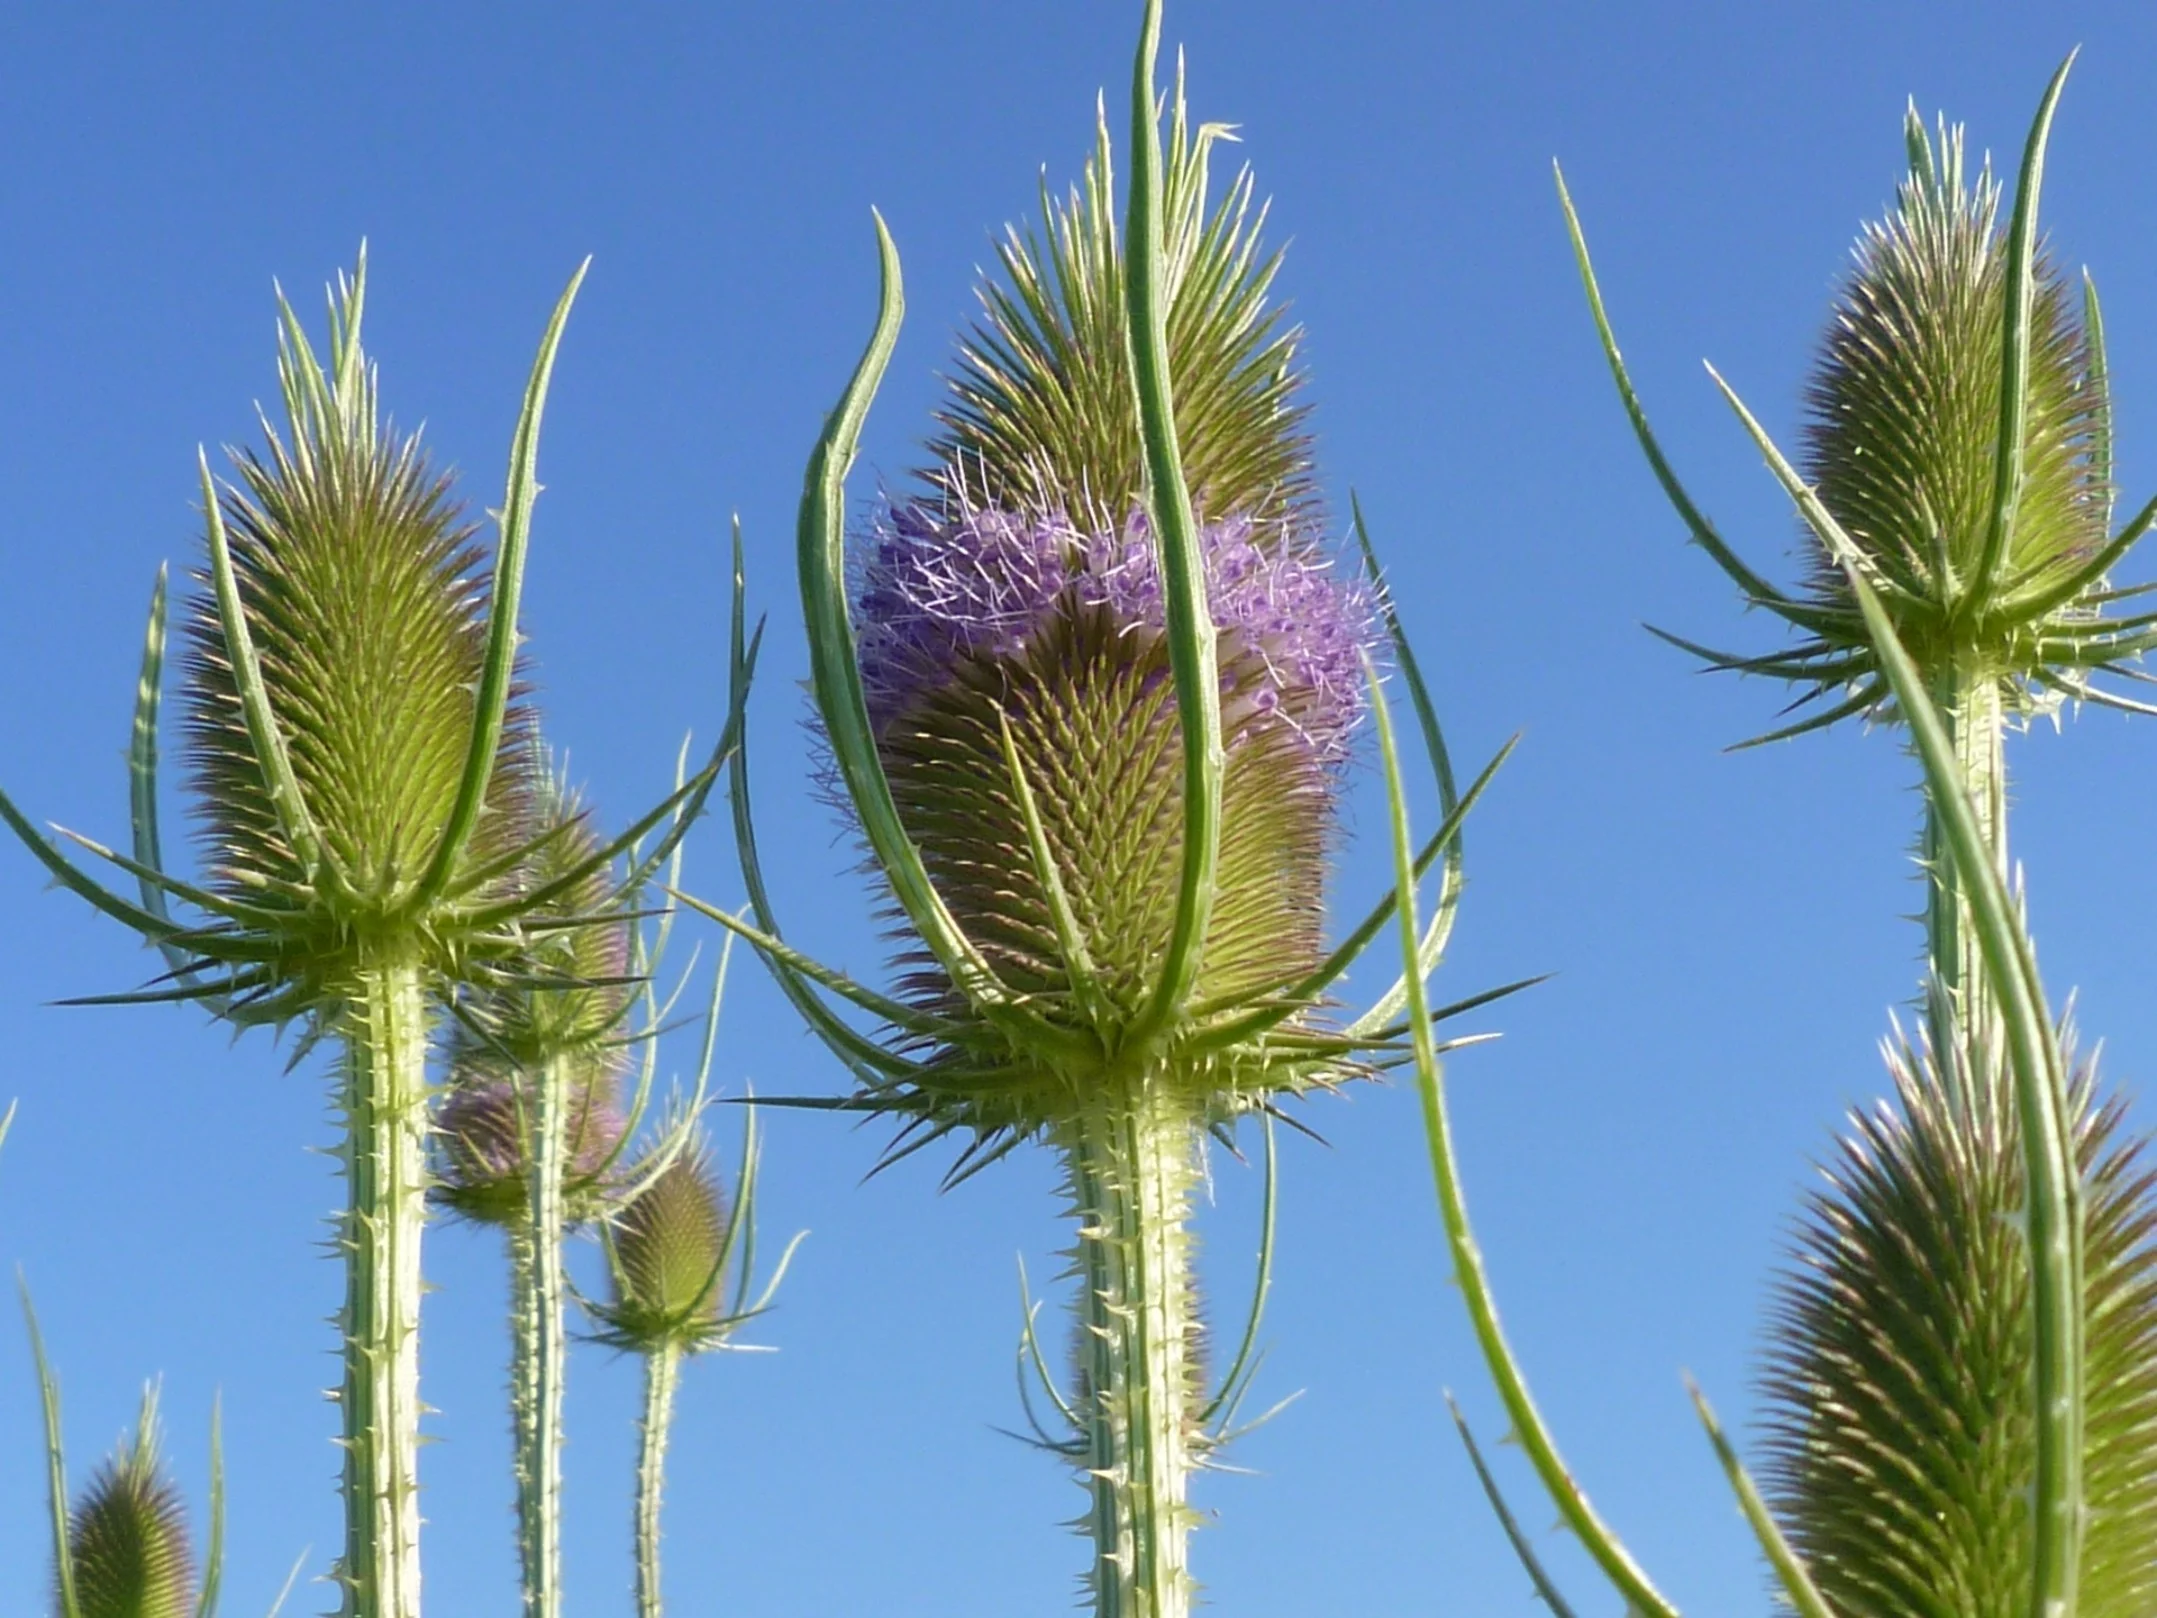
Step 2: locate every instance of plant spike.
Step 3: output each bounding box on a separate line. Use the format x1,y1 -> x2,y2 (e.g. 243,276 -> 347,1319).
1713,362 -> 2087,1618
0,250 -> 755,1618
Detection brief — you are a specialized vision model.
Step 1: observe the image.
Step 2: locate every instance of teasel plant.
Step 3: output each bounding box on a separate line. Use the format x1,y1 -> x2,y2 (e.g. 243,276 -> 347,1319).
1392,64 -> 2157,1618
433,751 -> 723,1618
586,1108 -> 800,1618
0,252 -> 731,1618
679,2 -> 1519,1613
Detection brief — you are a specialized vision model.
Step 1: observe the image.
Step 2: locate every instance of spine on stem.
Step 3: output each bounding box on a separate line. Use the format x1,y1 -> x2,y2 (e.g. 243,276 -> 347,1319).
338,950 -> 430,1618
1065,1082 -> 1203,1618
634,1342 -> 681,1618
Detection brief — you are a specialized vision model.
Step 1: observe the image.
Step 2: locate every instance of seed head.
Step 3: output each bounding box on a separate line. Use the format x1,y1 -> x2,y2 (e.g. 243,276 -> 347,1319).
1795,114 -> 2109,689
1761,1023 -> 2157,1617
595,1144 -> 733,1354
179,256 -> 538,1011
62,1398 -> 197,1618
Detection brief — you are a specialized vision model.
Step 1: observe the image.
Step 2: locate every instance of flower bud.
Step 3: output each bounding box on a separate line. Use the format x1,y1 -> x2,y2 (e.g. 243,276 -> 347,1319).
63,1404 -> 196,1618
598,1146 -> 732,1354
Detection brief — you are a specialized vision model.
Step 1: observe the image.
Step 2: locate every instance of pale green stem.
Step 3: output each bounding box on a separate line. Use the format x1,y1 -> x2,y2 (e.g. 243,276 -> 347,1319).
337,951 -> 429,1618
1922,668 -> 2007,1093
635,1342 -> 681,1618
1063,1084 -> 1201,1618
511,1055 -> 571,1618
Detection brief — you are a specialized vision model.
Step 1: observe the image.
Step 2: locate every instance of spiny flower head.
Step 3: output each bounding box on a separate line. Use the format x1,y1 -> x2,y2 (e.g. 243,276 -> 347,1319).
435,770 -> 636,1224
594,1144 -> 733,1354
1760,1022 -> 2157,1618
434,1069 -> 627,1227
855,494 -> 1372,1079
61,1396 -> 197,1618
1571,75 -> 2157,743
175,252 -> 543,1017
777,64 -> 1395,1160
1794,113 -> 2111,692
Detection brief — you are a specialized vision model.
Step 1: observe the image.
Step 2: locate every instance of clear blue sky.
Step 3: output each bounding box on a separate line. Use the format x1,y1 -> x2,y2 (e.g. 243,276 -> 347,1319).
3,3 -> 2155,1613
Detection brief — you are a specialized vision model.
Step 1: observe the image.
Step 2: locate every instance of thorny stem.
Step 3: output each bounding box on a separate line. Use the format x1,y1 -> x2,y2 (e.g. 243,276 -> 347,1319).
1063,1082 -> 1202,1618
1923,667 -> 2007,1091
635,1340 -> 682,1618
511,1054 -> 573,1618
337,950 -> 429,1618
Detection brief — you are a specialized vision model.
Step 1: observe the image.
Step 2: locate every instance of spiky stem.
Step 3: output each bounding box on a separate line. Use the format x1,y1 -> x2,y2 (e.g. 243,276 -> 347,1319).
634,1341 -> 681,1618
510,1055 -> 571,1618
1923,667 -> 2006,1069
1063,1082 -> 1201,1618
337,950 -> 429,1618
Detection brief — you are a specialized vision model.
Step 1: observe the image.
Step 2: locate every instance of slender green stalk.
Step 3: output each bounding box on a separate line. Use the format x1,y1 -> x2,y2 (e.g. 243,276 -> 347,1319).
634,1342 -> 681,1618
337,951 -> 430,1618
511,1055 -> 572,1618
1063,1083 -> 1201,1618
1923,668 -> 2007,1069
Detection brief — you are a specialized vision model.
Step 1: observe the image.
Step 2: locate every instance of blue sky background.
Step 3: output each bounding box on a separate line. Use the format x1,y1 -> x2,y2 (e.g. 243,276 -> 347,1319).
3,2 -> 2156,1613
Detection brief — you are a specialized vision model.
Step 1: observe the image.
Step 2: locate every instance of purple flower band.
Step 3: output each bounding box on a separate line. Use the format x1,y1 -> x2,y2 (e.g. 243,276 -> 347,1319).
855,500 -> 1375,764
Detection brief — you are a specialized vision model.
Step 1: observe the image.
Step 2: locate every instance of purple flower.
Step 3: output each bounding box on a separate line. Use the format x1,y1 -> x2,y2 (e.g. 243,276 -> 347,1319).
856,498 -> 1374,765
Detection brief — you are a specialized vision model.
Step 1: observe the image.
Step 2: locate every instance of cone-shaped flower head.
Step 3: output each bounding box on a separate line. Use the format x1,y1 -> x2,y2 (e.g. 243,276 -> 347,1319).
1761,1025 -> 2157,1618
178,253 -> 540,1018
595,1143 -> 733,1354
1572,83 -> 2157,742
1792,114 -> 2112,697
435,770 -> 633,1224
799,70 -> 1380,1154
62,1398 -> 197,1618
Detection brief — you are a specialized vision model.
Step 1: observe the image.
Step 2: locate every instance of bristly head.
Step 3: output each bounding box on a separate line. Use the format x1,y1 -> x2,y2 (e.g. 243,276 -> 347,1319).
1760,1022 -> 2157,1618
927,63 -> 1311,530
1797,111 -> 2108,690
1591,77 -> 2157,743
180,253 -> 538,1007
62,1392 -> 197,1618
592,1141 -> 734,1355
848,489 -> 1374,1138
435,766 -> 635,1224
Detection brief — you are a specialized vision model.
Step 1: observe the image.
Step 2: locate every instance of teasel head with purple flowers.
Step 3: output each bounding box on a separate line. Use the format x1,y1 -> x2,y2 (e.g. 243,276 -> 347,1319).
697,4 -> 1504,1612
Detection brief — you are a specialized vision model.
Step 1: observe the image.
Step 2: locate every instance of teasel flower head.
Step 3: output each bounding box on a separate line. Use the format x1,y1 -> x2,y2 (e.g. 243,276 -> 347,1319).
1563,62 -> 2157,746
593,1140 -> 736,1355
0,247 -> 729,1035
705,18 -> 1502,1175
1761,1019 -> 2157,1618
60,1390 -> 199,1618
435,766 -> 637,1225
